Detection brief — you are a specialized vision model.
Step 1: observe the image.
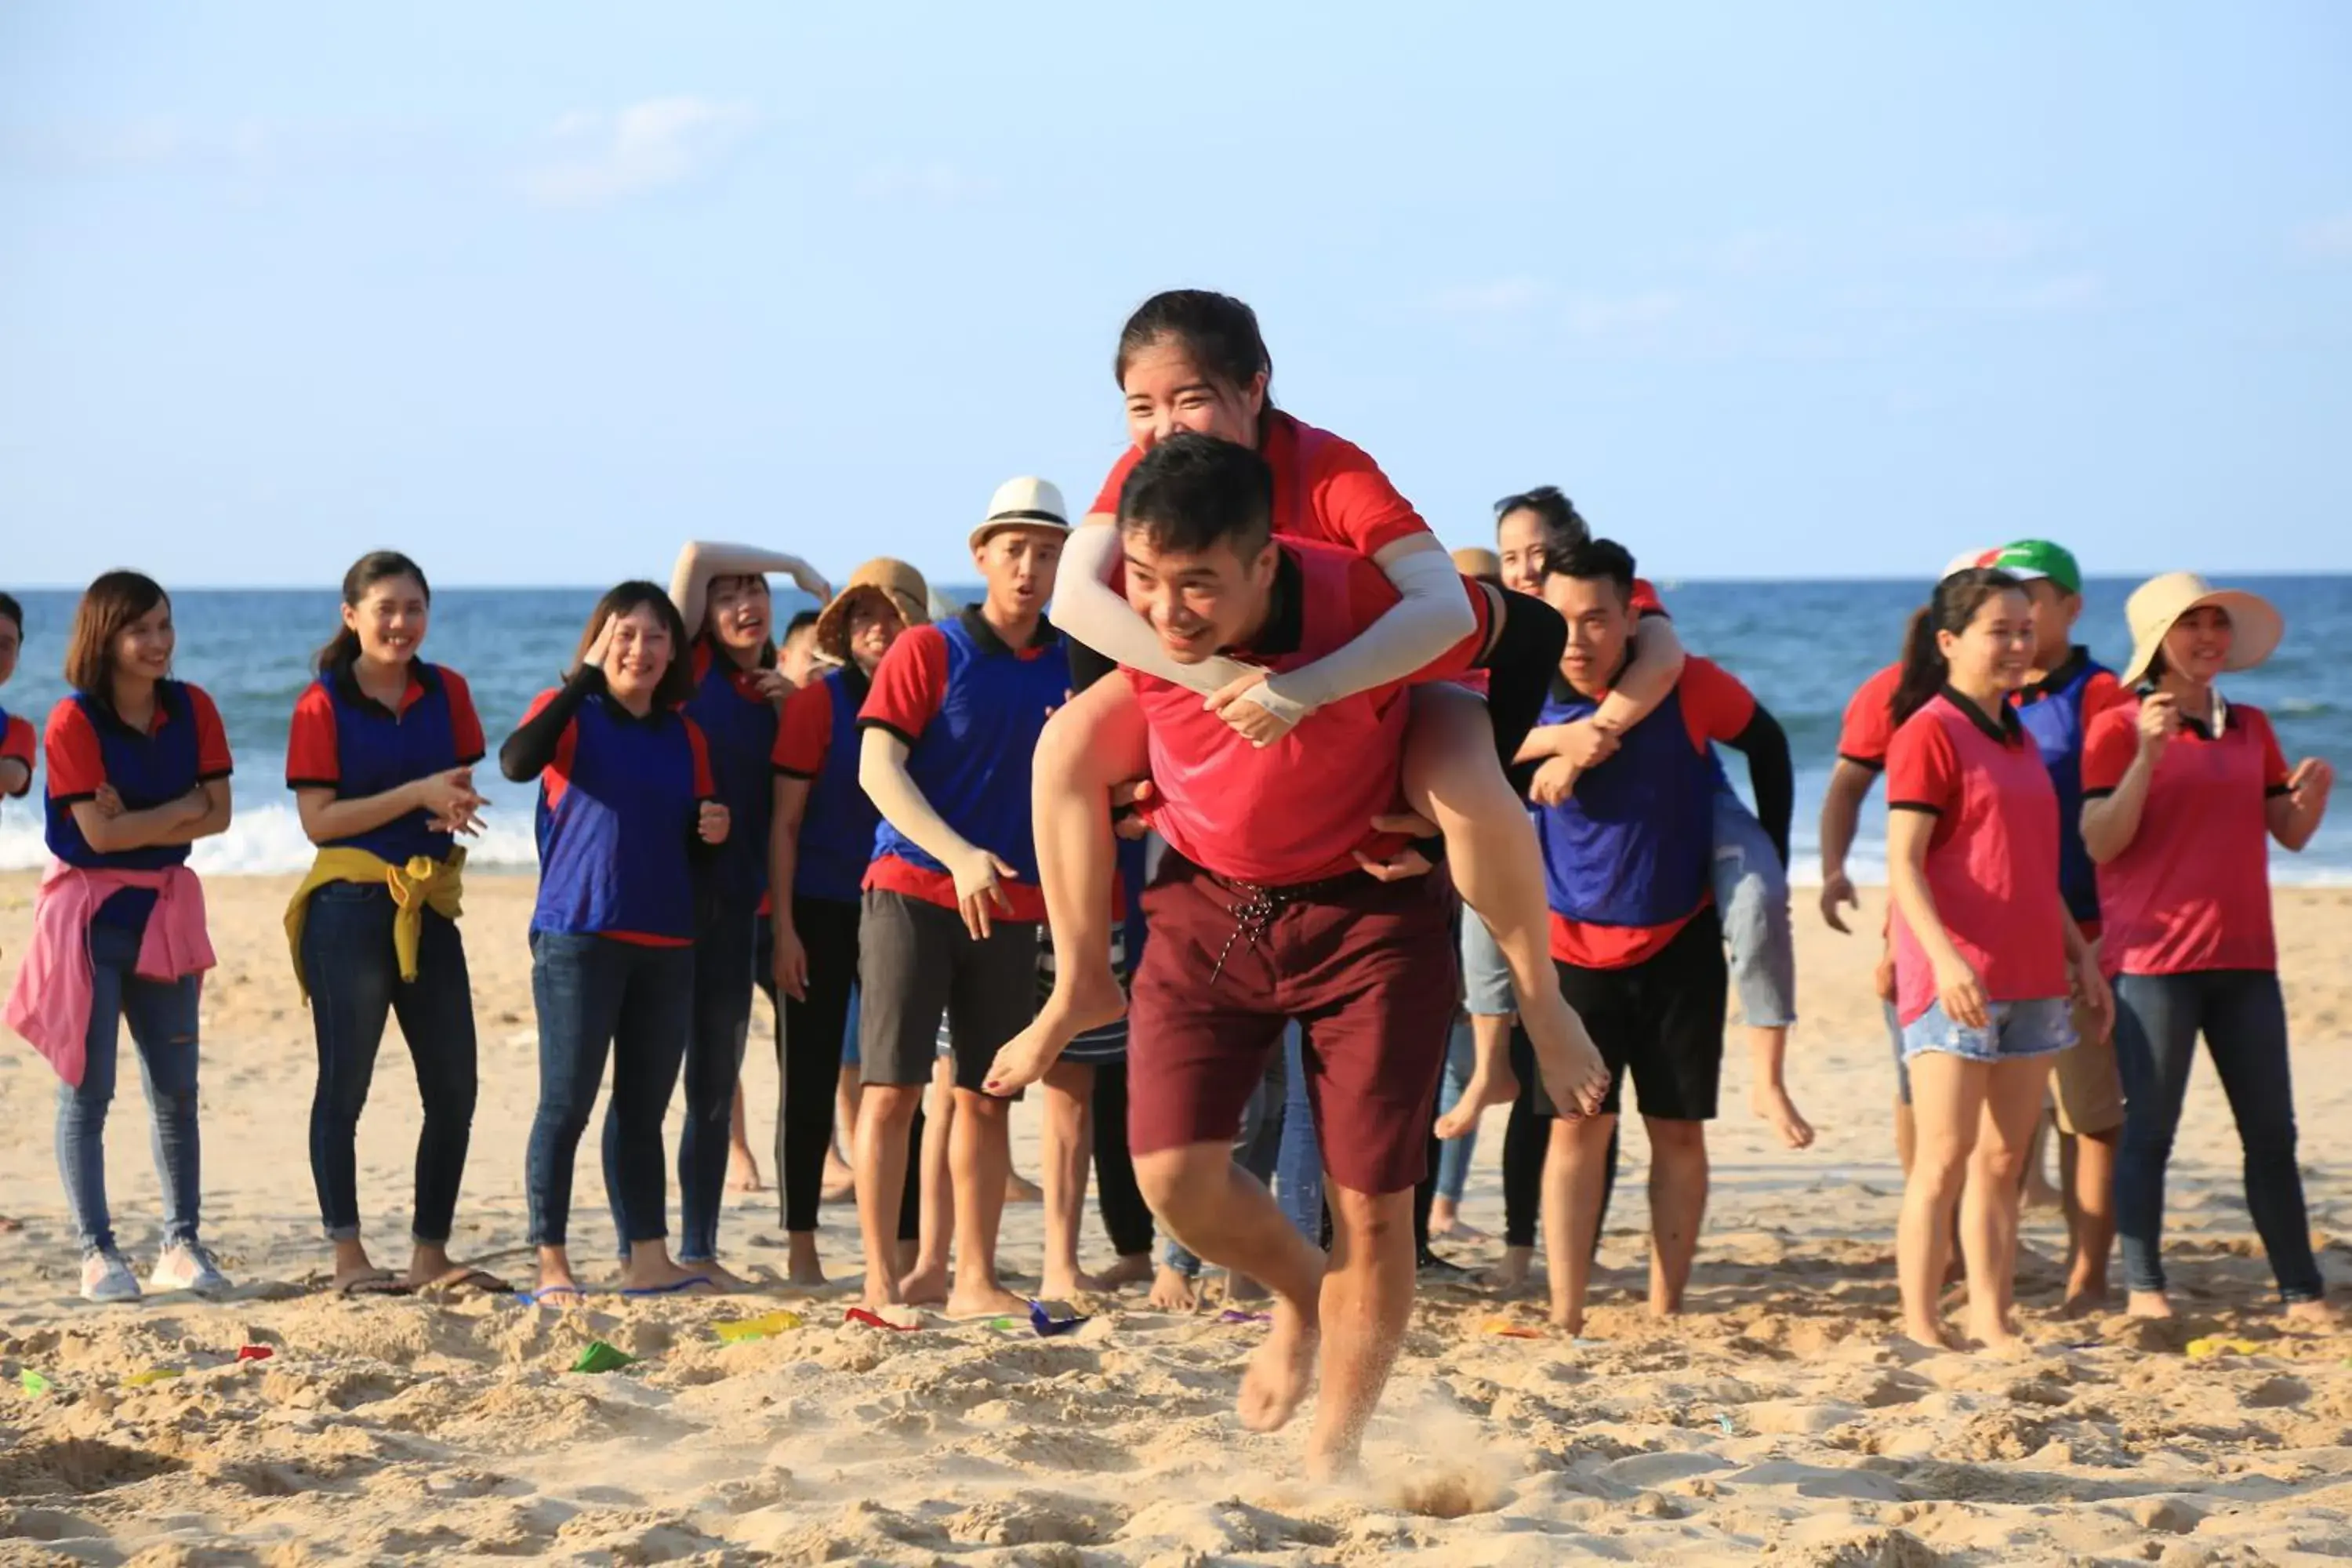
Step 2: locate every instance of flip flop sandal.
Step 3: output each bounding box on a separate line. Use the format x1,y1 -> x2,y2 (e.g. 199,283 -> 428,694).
418,1267 -> 513,1297
619,1275 -> 714,1298
336,1273 -> 415,1298
517,1285 -> 589,1308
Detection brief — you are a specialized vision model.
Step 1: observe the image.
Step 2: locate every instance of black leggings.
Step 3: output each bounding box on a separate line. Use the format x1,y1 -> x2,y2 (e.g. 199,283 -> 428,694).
1501,1024 -> 1617,1252
760,902 -> 922,1242
1091,1058 -> 1155,1258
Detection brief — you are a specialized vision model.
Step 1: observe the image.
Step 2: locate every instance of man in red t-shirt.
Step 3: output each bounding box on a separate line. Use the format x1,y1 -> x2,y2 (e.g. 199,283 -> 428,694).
1006,432 -> 1492,1478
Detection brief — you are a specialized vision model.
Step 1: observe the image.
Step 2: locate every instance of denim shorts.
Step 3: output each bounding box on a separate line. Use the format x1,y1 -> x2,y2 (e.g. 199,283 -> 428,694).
1460,915 -> 1515,1018
1900,996 -> 2075,1064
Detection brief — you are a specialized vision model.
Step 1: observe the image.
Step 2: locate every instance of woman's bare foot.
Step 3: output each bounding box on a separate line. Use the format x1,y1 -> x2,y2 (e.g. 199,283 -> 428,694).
1434,1064 -> 1518,1141
945,1278 -> 1029,1321
1751,1083 -> 1816,1149
2285,1298 -> 2341,1327
535,1246 -> 580,1300
1969,1321 -> 2030,1359
1428,1199 -> 1488,1243
983,975 -> 1124,1097
1546,1294 -> 1584,1336
2127,1289 -> 2175,1320
405,1243 -> 507,1294
1523,996 -> 1611,1119
1093,1253 -> 1152,1290
684,1260 -> 751,1292
1149,1265 -> 1201,1312
898,1259 -> 951,1307
1041,1265 -> 1112,1301
1482,1245 -> 1536,1294
1900,1316 -> 1959,1352
727,1144 -> 767,1194
1004,1171 -> 1043,1206
1238,1303 -> 1319,1433
821,1154 -> 857,1203
786,1232 -> 826,1287
2061,1267 -> 2108,1319
622,1254 -> 719,1294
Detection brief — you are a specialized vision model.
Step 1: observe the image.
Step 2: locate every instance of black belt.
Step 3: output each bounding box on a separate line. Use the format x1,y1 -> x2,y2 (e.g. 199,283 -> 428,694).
1188,862 -> 1363,985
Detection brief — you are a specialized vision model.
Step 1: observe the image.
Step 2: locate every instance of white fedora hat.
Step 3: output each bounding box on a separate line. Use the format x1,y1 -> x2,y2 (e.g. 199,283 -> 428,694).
2119,572 -> 2284,688
970,476 -> 1070,553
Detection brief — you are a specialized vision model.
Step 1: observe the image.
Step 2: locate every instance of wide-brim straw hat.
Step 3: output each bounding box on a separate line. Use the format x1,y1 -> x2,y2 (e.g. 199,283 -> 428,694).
1450,546 -> 1502,583
814,558 -> 931,664
969,476 -> 1070,553
2119,571 -> 2283,687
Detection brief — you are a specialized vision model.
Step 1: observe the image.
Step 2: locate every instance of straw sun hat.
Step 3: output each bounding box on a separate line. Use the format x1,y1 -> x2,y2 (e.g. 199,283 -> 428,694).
813,558 -> 931,665
2119,572 -> 2284,688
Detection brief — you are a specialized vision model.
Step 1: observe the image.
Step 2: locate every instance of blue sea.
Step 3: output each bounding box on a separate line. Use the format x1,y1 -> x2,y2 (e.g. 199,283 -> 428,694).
2,577 -> 2347,880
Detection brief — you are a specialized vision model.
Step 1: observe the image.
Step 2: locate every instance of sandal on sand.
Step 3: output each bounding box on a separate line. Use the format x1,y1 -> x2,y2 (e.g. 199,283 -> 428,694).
517,1285 -> 588,1308
620,1275 -> 714,1298
336,1272 -> 415,1298
417,1267 -> 512,1298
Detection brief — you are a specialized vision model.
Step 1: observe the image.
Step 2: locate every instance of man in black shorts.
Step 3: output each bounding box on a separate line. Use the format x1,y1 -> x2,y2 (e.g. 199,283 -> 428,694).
1519,539 -> 1791,1332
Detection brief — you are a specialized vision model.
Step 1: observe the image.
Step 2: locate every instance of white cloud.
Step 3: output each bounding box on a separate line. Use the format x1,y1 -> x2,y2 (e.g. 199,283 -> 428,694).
852,161 -> 999,204
522,96 -> 758,208
1564,289 -> 1684,338
1429,276 -> 1548,315
2292,215 -> 2352,262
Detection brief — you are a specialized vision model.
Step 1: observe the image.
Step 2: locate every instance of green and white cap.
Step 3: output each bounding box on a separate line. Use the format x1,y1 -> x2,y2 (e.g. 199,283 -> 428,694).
1993,539 -> 2082,595
1939,546 -> 2002,582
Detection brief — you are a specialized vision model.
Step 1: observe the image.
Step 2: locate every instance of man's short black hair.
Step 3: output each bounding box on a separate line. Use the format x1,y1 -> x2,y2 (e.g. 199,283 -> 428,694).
1544,536 -> 1638,603
782,609 -> 819,638
1116,431 -> 1275,557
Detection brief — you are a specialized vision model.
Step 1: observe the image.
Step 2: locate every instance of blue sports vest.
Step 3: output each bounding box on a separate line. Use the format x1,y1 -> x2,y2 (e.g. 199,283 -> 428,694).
794,667 -> 880,905
685,644 -> 781,911
46,682 -> 211,933
869,612 -> 1067,885
311,662 -> 469,865
1535,680 -> 1716,928
2014,648 -> 2110,924
531,699 -> 705,938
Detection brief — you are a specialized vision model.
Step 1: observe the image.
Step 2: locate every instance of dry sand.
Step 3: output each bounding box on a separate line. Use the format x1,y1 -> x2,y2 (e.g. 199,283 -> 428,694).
2,875 -> 2348,1566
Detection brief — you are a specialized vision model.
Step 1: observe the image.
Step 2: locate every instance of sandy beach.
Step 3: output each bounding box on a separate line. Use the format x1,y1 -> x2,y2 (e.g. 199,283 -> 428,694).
1,874 -> 2347,1565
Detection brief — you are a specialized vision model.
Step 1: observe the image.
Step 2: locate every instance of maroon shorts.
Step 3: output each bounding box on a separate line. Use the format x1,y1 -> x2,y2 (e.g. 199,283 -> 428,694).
1127,856 -> 1457,1196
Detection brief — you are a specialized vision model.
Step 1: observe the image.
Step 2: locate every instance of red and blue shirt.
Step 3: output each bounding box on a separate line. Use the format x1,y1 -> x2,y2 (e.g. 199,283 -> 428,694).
2010,647 -> 2128,930
858,608 -> 1068,923
523,688 -> 716,944
685,638 -> 783,913
1,706 -> 33,798
285,659 -> 485,865
773,664 -> 881,906
44,681 -> 234,930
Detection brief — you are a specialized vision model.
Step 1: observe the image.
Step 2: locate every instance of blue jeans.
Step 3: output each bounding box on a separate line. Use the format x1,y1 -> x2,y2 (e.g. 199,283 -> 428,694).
1712,786 -> 1795,1029
1275,1022 -> 1323,1243
2113,970 -> 2321,1303
302,883 -> 477,1243
56,920 -> 204,1257
666,900 -> 757,1262
525,932 -> 693,1250
1163,1039 -> 1288,1277
1434,1017 -> 1478,1204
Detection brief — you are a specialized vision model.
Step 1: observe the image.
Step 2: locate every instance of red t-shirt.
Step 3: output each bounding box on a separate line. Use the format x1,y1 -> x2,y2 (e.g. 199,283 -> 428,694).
2082,698 -> 2289,977
1837,662 -> 1904,771
1,712 -> 33,797
773,677 -> 835,778
1885,691 -> 2069,1024
1092,411 -> 1428,557
1128,539 -> 1479,885
1548,656 -> 1758,970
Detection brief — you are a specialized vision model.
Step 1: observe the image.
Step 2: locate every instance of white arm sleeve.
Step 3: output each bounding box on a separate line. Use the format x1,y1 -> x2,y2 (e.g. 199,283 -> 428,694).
1051,522 -> 1255,695
1258,546 -> 1476,714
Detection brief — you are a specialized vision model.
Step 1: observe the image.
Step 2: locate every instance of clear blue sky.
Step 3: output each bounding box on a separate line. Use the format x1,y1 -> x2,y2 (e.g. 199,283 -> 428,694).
3,2 -> 2347,588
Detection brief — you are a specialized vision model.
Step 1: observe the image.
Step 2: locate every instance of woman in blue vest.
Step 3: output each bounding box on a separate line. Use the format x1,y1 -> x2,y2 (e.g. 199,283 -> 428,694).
284,551 -> 499,1298
768,558 -> 928,1285
0,592 -> 31,810
500,583 -> 731,1303
10,572 -> 234,1303
661,541 -> 827,1283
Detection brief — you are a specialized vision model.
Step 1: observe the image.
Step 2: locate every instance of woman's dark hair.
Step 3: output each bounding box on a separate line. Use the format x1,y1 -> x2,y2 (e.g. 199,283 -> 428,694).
1893,568 -> 2024,724
0,590 -> 23,640
704,572 -> 779,670
1494,485 -> 1591,556
1115,290 -> 1275,411
316,550 -> 431,672
65,571 -> 170,697
572,581 -> 697,710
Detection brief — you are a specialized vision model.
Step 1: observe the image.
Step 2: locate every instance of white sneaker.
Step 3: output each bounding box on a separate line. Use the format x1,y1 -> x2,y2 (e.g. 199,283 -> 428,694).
149,1240 -> 232,1298
81,1249 -> 143,1304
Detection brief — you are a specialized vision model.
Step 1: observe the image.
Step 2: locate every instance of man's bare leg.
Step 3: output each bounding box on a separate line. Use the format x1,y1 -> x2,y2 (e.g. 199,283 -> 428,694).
1436,1007 -> 1518,1141
1137,1143 -> 1327,1441
1039,1059 -> 1104,1298
900,1057 -> 956,1305
1747,1025 -> 1814,1149
852,1084 -> 924,1310
1642,1116 -> 1709,1316
945,1088 -> 1028,1319
2062,1127 -> 2118,1316
1301,1181 -> 1419,1479
1543,1112 -> 1617,1334
1403,688 -> 1610,1116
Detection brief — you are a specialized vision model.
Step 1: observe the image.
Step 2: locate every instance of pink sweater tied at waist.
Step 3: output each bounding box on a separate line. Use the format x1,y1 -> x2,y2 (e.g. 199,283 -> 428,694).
4,860 -> 215,1087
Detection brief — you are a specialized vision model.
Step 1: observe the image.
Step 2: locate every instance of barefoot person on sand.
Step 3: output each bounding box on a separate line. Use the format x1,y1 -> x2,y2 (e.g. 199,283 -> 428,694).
1886,567 -> 2110,1353
2081,573 -> 2337,1324
768,558 -> 931,1285
283,551 -> 504,1298
5,572 -> 236,1302
848,481 -> 1069,1319
500,583 -> 730,1303
663,543 -> 829,1283
1005,289 -> 1607,1126
1525,540 -> 1792,1335
989,434 -> 1499,1476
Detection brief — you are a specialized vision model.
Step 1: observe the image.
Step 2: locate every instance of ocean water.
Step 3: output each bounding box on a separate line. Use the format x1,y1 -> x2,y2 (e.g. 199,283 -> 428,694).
2,577 -> 2347,881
